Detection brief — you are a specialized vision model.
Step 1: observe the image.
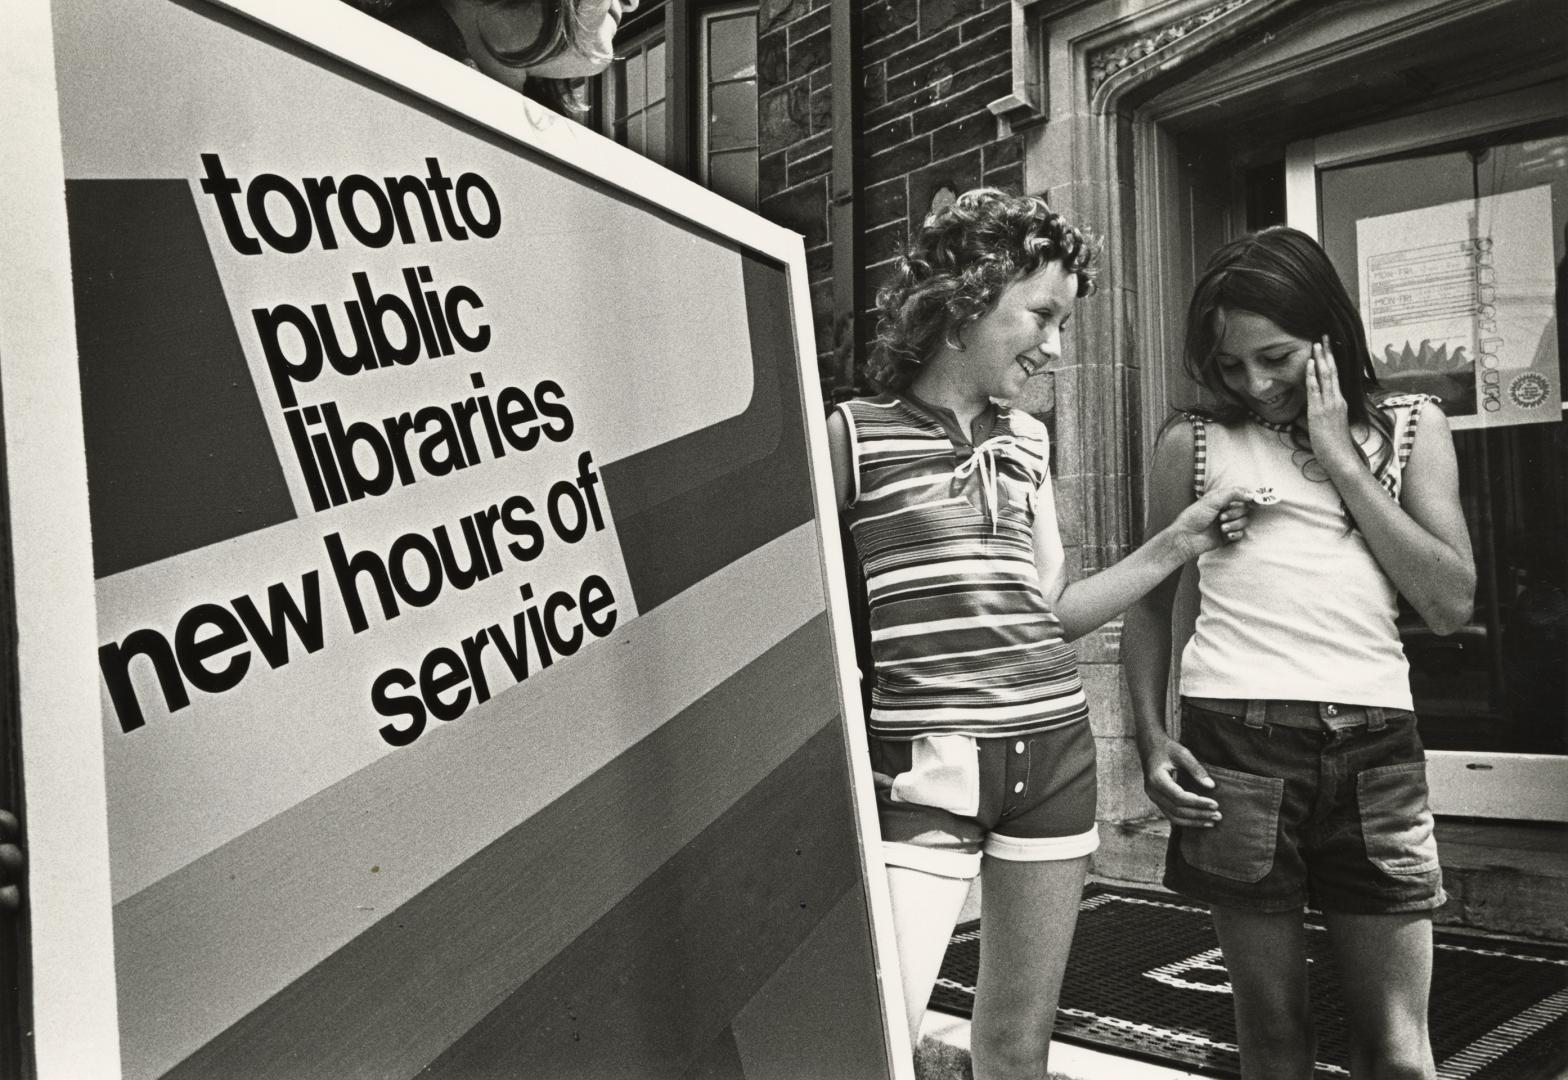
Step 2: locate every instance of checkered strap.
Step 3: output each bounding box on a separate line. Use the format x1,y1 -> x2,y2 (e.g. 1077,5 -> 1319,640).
1184,413 -> 1208,501
1376,393 -> 1439,503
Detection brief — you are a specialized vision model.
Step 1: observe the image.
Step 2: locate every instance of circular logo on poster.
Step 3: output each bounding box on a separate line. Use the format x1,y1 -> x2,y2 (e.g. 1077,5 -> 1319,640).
1508,372 -> 1551,409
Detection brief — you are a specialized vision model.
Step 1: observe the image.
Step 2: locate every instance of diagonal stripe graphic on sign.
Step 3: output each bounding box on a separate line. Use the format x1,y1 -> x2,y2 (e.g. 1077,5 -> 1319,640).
160,631 -> 845,1080
601,254 -> 816,613
67,178 -> 297,578
729,886 -> 892,1080
416,722 -> 867,1078
113,524 -> 826,1080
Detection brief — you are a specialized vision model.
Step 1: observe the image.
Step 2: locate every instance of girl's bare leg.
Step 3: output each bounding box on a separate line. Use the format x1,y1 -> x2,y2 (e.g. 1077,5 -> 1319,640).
969,854 -> 1089,1080
1322,911 -> 1435,1080
1211,905 -> 1316,1080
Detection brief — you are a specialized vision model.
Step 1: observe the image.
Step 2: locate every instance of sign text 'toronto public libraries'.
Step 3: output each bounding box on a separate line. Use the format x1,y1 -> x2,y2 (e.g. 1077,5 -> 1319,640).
98,155 -> 621,749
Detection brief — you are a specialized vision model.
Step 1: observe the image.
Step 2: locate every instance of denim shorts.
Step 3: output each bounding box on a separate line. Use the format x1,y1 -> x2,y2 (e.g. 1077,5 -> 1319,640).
1163,699 -> 1446,914
868,722 -> 1099,881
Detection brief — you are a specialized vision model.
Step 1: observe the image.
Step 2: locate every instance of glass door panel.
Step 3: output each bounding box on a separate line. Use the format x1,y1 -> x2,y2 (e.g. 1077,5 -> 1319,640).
1306,112 -> 1567,819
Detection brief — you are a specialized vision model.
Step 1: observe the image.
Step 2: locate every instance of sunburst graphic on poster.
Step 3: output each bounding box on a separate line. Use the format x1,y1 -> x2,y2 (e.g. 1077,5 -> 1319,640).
1356,185 -> 1560,430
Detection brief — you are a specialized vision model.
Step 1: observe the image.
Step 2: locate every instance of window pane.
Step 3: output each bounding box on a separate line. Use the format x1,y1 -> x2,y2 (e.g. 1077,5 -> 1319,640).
647,41 -> 667,105
1318,120 -> 1568,755
627,112 -> 645,156
708,80 -> 757,152
708,14 -> 757,83
625,51 -> 646,114
646,103 -> 667,166
709,149 -> 758,207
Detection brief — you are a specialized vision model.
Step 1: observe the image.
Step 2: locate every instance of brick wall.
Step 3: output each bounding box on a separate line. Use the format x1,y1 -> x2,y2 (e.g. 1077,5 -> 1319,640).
856,0 -> 1024,383
755,0 -> 840,390
755,0 -> 1024,393
756,0 -> 835,379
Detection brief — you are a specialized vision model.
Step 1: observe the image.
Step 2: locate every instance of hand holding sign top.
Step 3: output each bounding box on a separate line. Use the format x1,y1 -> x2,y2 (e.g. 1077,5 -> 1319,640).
345,0 -> 637,115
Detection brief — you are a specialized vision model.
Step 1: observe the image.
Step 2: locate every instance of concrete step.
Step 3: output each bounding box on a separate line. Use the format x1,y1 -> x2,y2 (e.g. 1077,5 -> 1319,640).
1436,818 -> 1568,941
1090,816 -> 1169,887
1089,815 -> 1568,941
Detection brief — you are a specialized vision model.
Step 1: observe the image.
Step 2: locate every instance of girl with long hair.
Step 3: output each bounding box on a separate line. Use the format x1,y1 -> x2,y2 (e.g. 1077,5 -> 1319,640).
1125,226 -> 1475,1079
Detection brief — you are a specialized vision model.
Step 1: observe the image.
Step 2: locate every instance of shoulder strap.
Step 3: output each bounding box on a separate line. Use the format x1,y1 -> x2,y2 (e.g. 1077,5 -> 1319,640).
1375,393 -> 1438,502
1000,407 -> 1050,489
834,400 -> 864,507
1392,397 -> 1427,472
1184,413 -> 1208,502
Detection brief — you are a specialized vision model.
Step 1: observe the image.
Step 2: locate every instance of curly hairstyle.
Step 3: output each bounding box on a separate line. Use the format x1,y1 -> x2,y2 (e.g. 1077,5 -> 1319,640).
869,188 -> 1096,391
341,0 -> 597,116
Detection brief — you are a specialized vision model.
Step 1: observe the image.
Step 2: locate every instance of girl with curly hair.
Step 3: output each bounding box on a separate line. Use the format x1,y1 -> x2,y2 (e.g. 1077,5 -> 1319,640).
344,0 -> 636,115
1124,227 -> 1474,1079
827,188 -> 1256,1078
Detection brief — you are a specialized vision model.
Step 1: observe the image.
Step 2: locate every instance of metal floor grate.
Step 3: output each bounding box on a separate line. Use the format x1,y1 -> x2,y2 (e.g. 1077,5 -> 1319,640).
929,883 -> 1568,1079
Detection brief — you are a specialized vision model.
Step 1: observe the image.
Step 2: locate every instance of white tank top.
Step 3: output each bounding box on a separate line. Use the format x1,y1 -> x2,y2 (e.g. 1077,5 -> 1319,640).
1179,396 -> 1431,710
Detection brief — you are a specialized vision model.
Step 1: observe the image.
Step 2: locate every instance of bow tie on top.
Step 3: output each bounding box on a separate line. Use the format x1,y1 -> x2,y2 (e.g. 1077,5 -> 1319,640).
951,434 -> 1021,529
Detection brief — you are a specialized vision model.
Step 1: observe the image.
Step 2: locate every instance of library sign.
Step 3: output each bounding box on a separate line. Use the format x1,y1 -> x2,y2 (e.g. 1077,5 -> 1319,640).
1,2 -> 902,1078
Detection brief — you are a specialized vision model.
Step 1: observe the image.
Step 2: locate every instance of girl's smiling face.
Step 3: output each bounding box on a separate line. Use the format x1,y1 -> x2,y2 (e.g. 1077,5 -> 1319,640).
1212,308 -> 1312,423
959,261 -> 1079,400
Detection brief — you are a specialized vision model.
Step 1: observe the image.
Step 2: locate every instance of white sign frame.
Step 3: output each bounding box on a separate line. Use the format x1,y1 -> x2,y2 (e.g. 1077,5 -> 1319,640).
0,1 -> 913,1075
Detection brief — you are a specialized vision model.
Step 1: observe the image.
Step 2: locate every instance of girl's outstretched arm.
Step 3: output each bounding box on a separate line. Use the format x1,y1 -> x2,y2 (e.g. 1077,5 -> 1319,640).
1306,341 -> 1476,634
1032,445 -> 1252,643
1123,421 -> 1220,827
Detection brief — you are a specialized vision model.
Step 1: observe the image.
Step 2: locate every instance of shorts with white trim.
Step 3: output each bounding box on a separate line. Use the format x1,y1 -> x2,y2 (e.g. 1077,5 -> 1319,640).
868,722 -> 1098,880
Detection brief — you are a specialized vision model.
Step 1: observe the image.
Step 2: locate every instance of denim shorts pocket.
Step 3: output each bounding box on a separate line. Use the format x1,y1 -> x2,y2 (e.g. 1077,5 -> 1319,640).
1357,761 -> 1439,875
1179,763 -> 1284,883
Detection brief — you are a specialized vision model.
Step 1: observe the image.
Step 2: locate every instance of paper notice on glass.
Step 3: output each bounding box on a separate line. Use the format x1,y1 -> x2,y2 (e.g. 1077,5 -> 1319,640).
1357,185 -> 1560,429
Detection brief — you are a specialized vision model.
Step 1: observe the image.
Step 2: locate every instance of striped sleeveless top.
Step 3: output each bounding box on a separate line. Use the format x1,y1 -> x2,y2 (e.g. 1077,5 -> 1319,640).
837,393 -> 1088,739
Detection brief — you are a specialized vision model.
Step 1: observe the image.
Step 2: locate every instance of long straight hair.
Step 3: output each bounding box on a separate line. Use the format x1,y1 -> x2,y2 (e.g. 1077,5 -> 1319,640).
1184,226 -> 1394,477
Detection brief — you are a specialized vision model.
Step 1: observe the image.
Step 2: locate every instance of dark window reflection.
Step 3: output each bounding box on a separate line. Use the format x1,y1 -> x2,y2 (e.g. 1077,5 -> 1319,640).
609,34 -> 667,166
1320,121 -> 1568,755
704,10 -> 758,208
